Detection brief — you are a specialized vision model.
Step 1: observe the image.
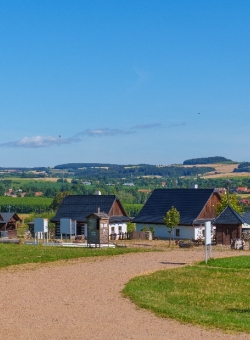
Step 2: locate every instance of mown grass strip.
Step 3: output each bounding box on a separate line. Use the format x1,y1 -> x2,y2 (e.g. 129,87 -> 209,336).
201,255 -> 250,269
0,243 -> 156,268
123,256 -> 250,333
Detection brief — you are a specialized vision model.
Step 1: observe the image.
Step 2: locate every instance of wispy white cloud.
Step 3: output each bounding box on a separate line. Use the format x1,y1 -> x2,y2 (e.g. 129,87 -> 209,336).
0,122 -> 184,148
167,122 -> 186,128
75,128 -> 133,137
0,136 -> 80,148
131,123 -> 162,129
131,122 -> 186,130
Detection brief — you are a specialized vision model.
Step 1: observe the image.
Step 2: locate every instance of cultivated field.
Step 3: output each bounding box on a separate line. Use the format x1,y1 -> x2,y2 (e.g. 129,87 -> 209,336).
39,177 -> 72,183
2,176 -> 72,183
183,163 -> 250,179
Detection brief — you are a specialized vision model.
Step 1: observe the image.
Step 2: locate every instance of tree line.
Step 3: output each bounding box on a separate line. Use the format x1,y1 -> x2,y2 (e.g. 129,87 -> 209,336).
183,156 -> 233,165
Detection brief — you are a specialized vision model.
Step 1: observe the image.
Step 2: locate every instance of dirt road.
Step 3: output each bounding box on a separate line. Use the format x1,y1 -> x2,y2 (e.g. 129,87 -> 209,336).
0,248 -> 248,340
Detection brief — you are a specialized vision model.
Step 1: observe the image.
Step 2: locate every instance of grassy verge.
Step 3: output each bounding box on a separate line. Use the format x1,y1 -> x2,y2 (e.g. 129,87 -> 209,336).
123,256 -> 250,333
201,255 -> 250,269
0,243 -> 156,268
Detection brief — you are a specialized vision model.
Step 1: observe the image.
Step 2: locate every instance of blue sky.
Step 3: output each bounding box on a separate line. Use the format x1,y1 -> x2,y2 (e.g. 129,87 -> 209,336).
1,0 -> 250,167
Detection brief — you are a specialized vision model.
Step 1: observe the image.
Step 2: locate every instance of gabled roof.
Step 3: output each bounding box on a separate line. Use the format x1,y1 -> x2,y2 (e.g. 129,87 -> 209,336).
213,205 -> 245,225
242,212 -> 250,224
133,188 -> 216,225
0,213 -> 21,223
51,195 -> 129,223
109,215 -> 130,223
87,212 -> 109,220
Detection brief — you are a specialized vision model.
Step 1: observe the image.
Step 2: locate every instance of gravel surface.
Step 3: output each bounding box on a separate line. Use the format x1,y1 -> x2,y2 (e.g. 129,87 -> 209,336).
0,248 -> 249,340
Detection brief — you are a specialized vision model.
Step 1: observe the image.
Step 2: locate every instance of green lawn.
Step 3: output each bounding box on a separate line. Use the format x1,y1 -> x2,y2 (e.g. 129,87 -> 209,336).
0,243 -> 155,268
123,256 -> 250,333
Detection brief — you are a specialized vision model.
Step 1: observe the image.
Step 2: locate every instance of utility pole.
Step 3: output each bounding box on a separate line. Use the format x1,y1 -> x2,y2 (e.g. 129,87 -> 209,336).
225,178 -> 231,204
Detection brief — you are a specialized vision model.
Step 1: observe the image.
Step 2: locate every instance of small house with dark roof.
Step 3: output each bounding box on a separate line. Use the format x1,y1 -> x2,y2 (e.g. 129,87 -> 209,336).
0,213 -> 22,232
50,195 -> 131,238
213,205 -> 244,245
133,188 -> 221,240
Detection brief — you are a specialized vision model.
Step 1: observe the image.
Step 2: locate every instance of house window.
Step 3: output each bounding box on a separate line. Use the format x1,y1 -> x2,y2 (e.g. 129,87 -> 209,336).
176,229 -> 180,237
111,226 -> 115,233
81,226 -> 85,235
118,226 -> 122,233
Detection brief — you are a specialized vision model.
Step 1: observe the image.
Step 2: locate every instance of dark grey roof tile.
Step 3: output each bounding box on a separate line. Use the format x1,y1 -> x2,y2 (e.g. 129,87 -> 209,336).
242,212 -> 250,224
51,195 -> 128,222
133,188 -> 215,225
213,205 -> 245,225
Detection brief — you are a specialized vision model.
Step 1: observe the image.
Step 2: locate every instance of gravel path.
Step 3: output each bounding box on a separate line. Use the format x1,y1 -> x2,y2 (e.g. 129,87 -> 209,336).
0,248 -> 249,340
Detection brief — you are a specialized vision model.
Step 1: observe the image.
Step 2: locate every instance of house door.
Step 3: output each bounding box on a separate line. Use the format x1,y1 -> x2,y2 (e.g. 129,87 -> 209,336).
77,224 -> 82,235
224,227 -> 232,245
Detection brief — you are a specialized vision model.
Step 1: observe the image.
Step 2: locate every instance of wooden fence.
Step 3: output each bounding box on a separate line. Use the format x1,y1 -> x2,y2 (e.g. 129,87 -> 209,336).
109,231 -> 148,240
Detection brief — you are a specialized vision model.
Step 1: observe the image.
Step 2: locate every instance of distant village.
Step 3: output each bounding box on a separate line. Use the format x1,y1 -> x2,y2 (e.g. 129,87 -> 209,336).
3,183 -> 250,209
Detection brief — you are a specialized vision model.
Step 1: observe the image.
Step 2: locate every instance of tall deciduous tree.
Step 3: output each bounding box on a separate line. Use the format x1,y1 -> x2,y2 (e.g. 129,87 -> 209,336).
215,193 -> 242,215
50,191 -> 72,211
163,206 -> 180,246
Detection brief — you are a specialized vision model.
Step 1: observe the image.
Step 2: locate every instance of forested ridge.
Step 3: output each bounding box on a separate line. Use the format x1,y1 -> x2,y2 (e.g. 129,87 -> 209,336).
183,156 -> 233,165
233,162 -> 250,173
54,163 -> 215,178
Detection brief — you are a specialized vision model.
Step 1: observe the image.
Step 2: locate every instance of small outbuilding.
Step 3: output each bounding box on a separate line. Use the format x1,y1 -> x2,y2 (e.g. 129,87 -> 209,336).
0,213 -> 22,232
87,211 -> 109,246
213,205 -> 244,245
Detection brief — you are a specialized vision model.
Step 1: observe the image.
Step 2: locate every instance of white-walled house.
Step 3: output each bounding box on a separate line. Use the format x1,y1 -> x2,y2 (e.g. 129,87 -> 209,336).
135,223 -> 207,240
108,219 -> 127,235
51,194 -> 131,238
133,188 -> 221,240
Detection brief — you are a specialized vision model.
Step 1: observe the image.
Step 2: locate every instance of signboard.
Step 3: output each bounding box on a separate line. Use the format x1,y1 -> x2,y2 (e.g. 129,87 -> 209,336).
205,221 -> 211,245
60,218 -> 76,235
34,218 -> 48,233
204,221 -> 212,263
87,217 -> 99,243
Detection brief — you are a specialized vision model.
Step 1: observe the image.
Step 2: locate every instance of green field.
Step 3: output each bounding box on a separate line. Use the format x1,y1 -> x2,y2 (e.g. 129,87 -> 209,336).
1,177 -> 62,184
123,256 -> 250,333
0,243 -> 156,268
0,196 -> 53,213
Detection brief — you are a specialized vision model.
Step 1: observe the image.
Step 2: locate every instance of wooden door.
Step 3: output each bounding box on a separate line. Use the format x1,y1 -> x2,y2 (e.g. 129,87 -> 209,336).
224,227 -> 231,245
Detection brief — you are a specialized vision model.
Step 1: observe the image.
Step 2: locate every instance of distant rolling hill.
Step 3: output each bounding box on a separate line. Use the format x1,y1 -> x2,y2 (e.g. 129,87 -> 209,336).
183,156 -> 234,165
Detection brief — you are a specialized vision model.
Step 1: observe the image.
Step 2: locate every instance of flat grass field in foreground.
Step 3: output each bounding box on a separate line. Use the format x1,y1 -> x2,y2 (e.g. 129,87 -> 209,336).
123,256 -> 250,334
0,243 -> 156,268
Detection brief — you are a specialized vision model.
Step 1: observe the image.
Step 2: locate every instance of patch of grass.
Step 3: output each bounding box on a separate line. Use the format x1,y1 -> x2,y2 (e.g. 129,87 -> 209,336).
203,256 -> 250,269
123,256 -> 250,333
0,243 -> 156,268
